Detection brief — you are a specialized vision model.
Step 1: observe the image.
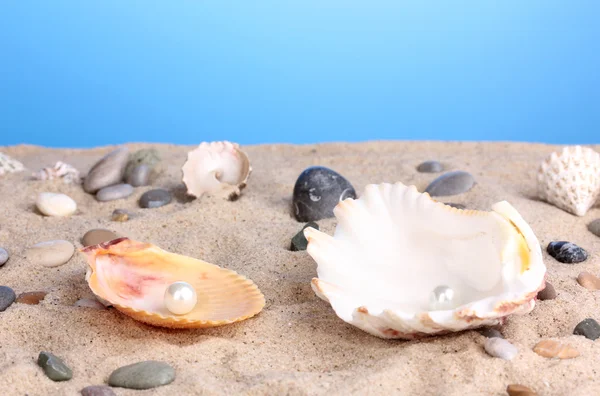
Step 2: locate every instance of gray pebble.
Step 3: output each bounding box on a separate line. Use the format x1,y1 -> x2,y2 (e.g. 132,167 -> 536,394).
573,318 -> 600,341
478,327 -> 504,339
126,164 -> 150,187
417,160 -> 443,173
108,361 -> 175,390
26,240 -> 75,267
484,337 -> 518,360
96,183 -> 134,202
0,247 -> 8,267
139,189 -> 172,209
0,286 -> 16,312
124,148 -> 161,179
425,171 -> 475,197
537,282 -> 557,300
588,219 -> 600,238
82,229 -> 119,247
111,208 -> 130,222
84,147 -> 130,193
81,385 -> 117,396
37,351 -> 72,381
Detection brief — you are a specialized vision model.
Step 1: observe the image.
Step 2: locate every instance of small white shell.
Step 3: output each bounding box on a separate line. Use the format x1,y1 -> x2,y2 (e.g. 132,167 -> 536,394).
305,182 -> 546,339
181,141 -> 251,200
537,145 -> 600,216
0,153 -> 25,175
33,161 -> 82,184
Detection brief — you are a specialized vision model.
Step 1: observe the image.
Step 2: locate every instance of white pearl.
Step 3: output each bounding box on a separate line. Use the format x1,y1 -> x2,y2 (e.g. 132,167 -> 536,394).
429,285 -> 456,311
164,281 -> 197,315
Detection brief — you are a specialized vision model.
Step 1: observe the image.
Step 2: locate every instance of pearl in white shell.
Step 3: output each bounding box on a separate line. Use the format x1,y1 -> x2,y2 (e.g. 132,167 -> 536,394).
429,285 -> 457,311
164,281 -> 197,315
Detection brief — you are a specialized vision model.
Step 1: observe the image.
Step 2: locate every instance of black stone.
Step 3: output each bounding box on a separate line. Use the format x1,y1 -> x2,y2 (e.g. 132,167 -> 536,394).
0,286 -> 16,312
478,327 -> 504,339
424,171 -> 475,197
290,222 -> 319,251
547,241 -> 588,264
573,318 -> 600,341
108,360 -> 175,390
37,351 -> 73,381
139,189 -> 172,209
292,166 -> 356,222
417,160 -> 443,173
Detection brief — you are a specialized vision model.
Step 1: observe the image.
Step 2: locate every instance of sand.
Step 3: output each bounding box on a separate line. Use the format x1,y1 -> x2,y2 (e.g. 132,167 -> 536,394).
0,141 -> 599,396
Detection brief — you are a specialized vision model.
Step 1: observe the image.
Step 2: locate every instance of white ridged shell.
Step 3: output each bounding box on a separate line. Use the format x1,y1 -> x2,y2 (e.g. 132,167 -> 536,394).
304,182 -> 546,339
0,153 -> 24,175
32,161 -> 81,184
537,145 -> 600,216
181,141 -> 251,200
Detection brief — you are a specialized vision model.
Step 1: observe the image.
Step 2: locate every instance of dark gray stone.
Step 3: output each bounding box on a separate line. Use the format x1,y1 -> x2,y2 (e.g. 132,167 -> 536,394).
37,351 -> 73,381
424,171 -> 475,197
81,385 -> 117,396
0,286 -> 16,311
417,160 -> 443,173
84,147 -> 130,193
445,203 -> 466,210
478,327 -> 504,339
290,222 -> 319,251
96,183 -> 134,202
139,189 -> 172,209
537,282 -> 557,300
547,241 -> 587,264
126,164 -> 150,187
124,149 -> 161,180
292,166 -> 356,222
588,219 -> 600,238
108,361 -> 175,390
0,247 -> 8,267
573,318 -> 600,340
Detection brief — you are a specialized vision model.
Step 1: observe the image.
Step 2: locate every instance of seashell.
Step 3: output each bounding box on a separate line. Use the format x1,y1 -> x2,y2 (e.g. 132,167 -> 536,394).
80,237 -> 265,328
537,145 -> 600,216
181,141 -> 251,201
32,161 -> 81,184
0,152 -> 25,175
304,182 -> 546,339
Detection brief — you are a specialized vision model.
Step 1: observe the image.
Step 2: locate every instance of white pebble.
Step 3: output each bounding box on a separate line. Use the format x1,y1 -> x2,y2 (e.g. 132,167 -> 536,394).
484,337 -> 518,360
36,192 -> 77,217
26,240 -> 75,267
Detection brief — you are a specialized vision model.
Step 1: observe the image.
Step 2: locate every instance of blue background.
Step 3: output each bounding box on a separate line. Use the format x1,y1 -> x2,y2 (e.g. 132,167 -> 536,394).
1,1 -> 598,148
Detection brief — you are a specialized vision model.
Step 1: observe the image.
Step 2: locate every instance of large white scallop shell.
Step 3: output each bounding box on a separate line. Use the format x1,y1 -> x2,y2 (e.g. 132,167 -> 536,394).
537,145 -> 600,216
181,141 -> 251,200
0,153 -> 24,175
304,182 -> 546,339
32,161 -> 82,184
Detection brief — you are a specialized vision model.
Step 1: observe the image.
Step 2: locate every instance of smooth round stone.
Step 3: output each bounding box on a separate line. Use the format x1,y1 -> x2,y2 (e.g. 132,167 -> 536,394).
82,229 -> 118,247
445,203 -> 466,210
577,272 -> 600,290
484,337 -> 517,360
16,291 -> 48,305
547,241 -> 587,263
573,318 -> 600,341
478,327 -> 504,339
506,384 -> 537,396
126,164 -> 151,187
75,298 -> 106,310
537,282 -> 556,300
424,171 -> 475,197
36,192 -> 77,217
290,222 -> 319,251
0,247 -> 8,267
26,240 -> 75,267
0,286 -> 16,312
533,339 -> 579,359
587,219 -> 600,238
37,351 -> 72,381
111,208 -> 130,222
139,189 -> 172,209
108,361 -> 175,390
292,166 -> 356,222
124,148 -> 161,180
81,385 -> 117,396
96,183 -> 134,202
83,147 -> 130,193
417,160 -> 443,173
